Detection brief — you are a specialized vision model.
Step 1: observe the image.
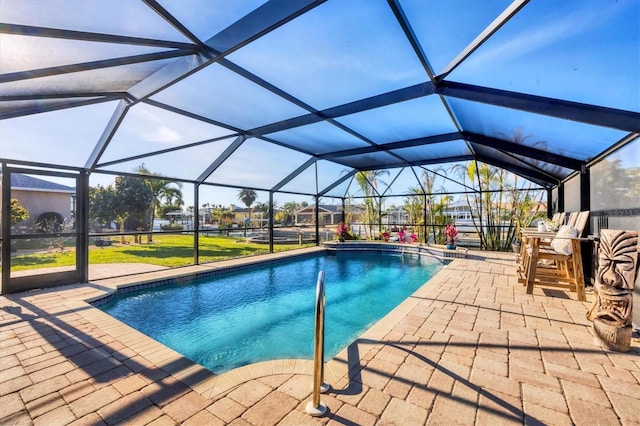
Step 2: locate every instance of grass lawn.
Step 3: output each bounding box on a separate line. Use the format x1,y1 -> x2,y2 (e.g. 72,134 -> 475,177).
7,234 -> 312,271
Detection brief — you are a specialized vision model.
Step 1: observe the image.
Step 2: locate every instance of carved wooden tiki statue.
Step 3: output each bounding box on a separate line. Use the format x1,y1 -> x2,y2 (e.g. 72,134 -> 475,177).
587,229 -> 638,352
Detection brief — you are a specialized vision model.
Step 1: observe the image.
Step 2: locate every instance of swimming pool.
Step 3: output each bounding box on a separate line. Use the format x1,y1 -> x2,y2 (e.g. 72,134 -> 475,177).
98,251 -> 443,373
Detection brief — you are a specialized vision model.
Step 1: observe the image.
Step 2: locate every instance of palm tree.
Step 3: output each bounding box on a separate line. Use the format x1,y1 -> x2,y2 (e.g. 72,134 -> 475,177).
404,187 -> 423,242
282,201 -> 300,225
253,201 -> 275,227
162,187 -> 184,213
355,170 -> 389,239
238,188 -> 257,230
238,188 -> 257,209
422,168 -> 447,242
451,158 -> 544,251
136,164 -> 183,242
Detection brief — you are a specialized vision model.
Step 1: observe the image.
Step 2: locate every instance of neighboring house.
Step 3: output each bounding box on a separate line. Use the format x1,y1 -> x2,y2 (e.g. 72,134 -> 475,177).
4,173 -> 75,232
384,206 -> 409,225
294,204 -> 363,225
229,205 -> 253,224
444,199 -> 475,222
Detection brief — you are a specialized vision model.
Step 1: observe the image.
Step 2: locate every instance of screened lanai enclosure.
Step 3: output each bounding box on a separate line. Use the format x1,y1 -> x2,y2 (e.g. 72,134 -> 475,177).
1,0 -> 638,294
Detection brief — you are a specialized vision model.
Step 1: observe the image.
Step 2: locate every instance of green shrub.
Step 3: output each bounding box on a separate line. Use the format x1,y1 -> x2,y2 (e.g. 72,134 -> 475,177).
160,223 -> 184,231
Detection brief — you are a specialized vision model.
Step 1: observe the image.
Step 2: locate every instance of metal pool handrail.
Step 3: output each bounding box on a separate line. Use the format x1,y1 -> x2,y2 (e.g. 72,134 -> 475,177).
306,270 -> 329,416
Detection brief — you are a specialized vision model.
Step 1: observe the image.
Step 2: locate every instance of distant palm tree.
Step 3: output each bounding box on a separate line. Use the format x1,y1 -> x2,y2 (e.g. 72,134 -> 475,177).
253,201 -> 276,227
238,188 -> 257,226
404,187 -> 423,241
283,201 -> 300,225
355,170 -> 389,238
421,167 -> 447,243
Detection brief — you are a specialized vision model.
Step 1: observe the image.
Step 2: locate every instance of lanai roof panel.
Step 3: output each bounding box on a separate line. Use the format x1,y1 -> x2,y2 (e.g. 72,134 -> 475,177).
226,0 -> 428,110
449,0 -> 640,112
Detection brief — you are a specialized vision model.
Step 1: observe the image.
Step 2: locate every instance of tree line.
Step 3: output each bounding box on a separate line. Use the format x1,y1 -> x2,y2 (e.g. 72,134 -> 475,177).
89,165 -> 183,242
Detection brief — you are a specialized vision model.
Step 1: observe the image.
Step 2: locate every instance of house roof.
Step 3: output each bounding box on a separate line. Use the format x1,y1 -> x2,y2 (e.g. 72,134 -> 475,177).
296,204 -> 340,214
296,204 -> 365,214
9,173 -> 75,193
449,199 -> 471,209
230,207 -> 253,213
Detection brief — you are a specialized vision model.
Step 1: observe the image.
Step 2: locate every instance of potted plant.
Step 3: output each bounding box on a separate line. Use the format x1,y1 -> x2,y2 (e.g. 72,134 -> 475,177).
445,224 -> 458,249
380,230 -> 390,242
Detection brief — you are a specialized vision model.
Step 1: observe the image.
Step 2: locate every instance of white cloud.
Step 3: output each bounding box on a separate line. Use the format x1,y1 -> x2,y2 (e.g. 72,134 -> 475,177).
466,3 -> 625,69
144,126 -> 182,143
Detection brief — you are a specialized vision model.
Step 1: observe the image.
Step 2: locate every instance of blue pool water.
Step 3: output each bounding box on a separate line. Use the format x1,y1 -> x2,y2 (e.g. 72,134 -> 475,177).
99,252 -> 442,373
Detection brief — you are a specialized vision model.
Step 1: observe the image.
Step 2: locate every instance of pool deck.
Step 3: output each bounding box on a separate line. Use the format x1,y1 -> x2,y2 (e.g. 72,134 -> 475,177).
1,248 -> 639,425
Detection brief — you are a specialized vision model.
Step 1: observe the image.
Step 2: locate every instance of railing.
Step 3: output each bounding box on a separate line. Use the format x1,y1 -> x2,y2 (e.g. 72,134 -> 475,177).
306,270 -> 329,416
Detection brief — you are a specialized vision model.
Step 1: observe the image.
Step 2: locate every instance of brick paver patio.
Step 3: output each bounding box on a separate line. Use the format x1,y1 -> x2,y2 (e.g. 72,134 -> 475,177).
1,249 -> 639,425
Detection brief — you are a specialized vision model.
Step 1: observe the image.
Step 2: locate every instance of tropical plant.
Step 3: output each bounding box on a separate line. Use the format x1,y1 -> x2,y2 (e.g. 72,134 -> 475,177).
507,177 -> 546,245
404,187 -> 424,243
354,170 -> 389,239
451,159 -> 545,251
158,187 -> 184,219
432,195 -> 453,244
335,221 -> 357,241
445,225 -> 458,246
421,168 -> 452,244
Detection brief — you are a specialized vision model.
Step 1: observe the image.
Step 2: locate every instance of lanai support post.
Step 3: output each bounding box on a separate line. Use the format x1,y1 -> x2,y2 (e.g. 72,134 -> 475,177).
423,194 -> 428,244
269,191 -> 274,253
76,170 -> 89,283
378,196 -> 383,236
194,184 -> 199,265
1,164 -> 10,294
315,195 -> 320,245
557,182 -> 565,215
580,164 -> 593,282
